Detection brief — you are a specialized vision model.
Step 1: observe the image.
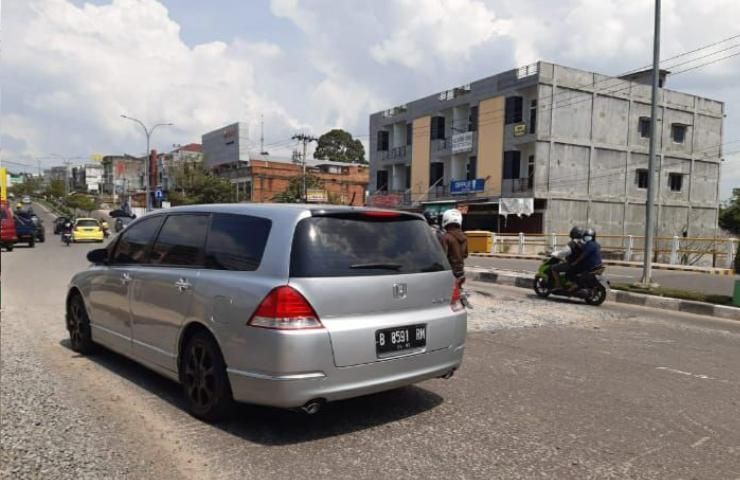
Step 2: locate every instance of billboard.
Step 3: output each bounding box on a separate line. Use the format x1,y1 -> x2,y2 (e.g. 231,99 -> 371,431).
450,178 -> 485,195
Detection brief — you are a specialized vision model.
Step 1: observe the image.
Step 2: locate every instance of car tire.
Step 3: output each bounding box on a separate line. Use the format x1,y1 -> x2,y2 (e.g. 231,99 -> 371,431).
5,245 -> 13,252
66,293 -> 95,354
180,331 -> 234,423
29,237 -> 35,248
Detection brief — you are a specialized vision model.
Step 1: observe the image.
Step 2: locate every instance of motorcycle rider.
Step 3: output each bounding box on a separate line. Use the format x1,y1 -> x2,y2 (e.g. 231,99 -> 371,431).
567,228 -> 603,289
440,209 -> 468,283
551,226 -> 584,290
61,219 -> 73,243
423,210 -> 445,244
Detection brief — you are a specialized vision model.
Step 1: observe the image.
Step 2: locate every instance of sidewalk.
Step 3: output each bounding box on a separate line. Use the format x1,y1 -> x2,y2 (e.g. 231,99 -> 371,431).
465,266 -> 740,321
471,253 -> 733,275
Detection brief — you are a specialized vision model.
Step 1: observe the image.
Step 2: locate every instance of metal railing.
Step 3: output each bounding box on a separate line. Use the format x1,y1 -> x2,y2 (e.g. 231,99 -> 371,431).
484,233 -> 738,269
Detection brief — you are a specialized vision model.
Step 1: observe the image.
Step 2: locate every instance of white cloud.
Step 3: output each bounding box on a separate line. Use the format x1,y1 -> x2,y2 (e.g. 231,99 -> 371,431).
370,0 -> 510,69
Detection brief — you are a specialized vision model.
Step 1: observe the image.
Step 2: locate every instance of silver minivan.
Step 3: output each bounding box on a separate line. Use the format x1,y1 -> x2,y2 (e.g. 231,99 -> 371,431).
67,204 -> 467,421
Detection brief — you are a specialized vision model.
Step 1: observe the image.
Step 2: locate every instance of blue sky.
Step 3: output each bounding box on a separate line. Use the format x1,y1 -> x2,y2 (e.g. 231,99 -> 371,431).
5,0 -> 740,199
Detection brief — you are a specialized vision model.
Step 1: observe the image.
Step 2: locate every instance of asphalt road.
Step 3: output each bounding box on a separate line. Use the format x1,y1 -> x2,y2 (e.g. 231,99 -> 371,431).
468,256 -> 738,296
2,205 -> 740,479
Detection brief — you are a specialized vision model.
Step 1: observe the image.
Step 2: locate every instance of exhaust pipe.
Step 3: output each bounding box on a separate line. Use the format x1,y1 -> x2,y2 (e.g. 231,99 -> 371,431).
300,399 -> 324,415
439,368 -> 456,380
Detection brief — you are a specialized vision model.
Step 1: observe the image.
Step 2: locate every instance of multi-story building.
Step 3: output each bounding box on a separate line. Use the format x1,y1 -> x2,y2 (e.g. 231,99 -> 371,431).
202,123 -> 249,169
101,155 -> 145,197
158,143 -> 203,193
368,61 -> 723,237
218,153 -> 368,205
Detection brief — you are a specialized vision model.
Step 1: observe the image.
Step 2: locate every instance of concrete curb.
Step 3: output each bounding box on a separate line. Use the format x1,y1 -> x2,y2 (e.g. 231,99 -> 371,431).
466,267 -> 740,321
470,253 -> 734,276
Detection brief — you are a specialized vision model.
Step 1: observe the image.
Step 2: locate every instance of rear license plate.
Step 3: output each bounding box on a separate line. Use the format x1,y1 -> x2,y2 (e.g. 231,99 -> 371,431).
376,324 -> 426,355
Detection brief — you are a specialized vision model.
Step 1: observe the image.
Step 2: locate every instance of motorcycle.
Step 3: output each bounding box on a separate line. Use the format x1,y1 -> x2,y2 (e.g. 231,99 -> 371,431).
533,256 -> 609,306
62,222 -> 72,246
101,220 -> 110,238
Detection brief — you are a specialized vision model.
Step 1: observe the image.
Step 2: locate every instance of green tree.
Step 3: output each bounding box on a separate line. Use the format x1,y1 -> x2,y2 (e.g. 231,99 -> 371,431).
313,129 -> 366,164
9,176 -> 42,196
65,195 -> 97,215
46,179 -> 66,199
272,175 -> 323,203
167,163 -> 232,206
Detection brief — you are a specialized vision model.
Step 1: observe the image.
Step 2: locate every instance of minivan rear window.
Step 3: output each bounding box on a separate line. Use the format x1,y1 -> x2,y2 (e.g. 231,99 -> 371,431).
290,214 -> 450,277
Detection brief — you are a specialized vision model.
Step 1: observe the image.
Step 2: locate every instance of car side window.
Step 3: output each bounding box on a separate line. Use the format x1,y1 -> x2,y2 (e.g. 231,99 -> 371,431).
204,213 -> 272,271
110,216 -> 165,265
150,214 -> 209,267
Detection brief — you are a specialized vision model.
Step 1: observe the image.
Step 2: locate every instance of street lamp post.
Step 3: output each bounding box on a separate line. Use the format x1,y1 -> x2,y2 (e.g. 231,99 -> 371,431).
121,115 -> 173,212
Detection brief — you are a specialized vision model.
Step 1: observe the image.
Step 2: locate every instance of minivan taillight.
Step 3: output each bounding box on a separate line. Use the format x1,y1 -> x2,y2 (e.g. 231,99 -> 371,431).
451,282 -> 464,312
248,286 -> 323,329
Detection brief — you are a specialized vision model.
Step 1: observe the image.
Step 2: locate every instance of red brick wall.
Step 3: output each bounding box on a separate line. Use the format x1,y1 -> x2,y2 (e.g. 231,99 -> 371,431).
249,161 -> 368,206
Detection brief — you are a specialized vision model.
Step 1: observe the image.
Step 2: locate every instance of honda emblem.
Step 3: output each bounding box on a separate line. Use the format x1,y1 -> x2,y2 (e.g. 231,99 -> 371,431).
393,283 -> 407,299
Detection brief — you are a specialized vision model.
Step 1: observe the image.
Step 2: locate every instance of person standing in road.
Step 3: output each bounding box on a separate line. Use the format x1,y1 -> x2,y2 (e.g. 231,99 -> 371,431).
440,209 -> 468,282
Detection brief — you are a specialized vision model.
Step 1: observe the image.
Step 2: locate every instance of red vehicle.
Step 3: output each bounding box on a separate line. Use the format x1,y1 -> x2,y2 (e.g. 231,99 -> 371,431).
1,202 -> 18,251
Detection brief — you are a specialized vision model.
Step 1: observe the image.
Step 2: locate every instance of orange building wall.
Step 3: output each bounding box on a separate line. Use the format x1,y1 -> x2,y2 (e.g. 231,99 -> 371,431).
248,160 -> 368,206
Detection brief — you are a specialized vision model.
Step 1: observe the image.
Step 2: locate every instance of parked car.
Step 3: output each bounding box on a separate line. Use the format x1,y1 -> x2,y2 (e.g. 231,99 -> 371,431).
13,212 -> 38,247
54,216 -> 71,234
71,218 -> 105,243
0,203 -> 18,251
67,204 -> 467,422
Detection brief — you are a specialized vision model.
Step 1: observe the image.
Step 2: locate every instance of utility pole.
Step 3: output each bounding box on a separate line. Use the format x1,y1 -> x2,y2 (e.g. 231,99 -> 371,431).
260,114 -> 267,155
641,0 -> 661,287
121,115 -> 173,212
291,133 -> 318,202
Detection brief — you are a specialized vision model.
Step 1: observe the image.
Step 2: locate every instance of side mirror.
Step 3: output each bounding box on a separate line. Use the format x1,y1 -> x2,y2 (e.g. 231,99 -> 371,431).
87,248 -> 108,265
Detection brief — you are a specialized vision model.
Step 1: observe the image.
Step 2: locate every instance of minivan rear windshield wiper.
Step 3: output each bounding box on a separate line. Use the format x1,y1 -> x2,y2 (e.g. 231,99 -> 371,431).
349,263 -> 403,271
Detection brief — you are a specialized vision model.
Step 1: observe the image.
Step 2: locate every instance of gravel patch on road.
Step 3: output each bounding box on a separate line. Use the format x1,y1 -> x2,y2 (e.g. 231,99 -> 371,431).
466,284 -> 628,332
0,306 -> 172,479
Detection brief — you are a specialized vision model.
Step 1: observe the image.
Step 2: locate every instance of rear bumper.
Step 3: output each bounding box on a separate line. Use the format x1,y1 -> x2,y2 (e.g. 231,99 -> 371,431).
72,232 -> 104,241
227,344 -> 465,408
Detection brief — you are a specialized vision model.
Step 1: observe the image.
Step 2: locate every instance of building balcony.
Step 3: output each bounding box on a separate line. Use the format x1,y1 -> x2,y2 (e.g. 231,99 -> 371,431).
377,145 -> 410,163
502,178 -> 534,196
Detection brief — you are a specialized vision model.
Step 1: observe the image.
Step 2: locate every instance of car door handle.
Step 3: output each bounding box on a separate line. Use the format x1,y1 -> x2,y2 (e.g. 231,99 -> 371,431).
120,273 -> 132,285
175,279 -> 192,292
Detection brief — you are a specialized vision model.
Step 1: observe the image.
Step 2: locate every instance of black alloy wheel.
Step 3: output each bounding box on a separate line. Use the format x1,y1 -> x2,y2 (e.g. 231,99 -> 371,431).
181,332 -> 233,422
585,284 -> 607,306
533,275 -> 551,298
66,294 -> 95,353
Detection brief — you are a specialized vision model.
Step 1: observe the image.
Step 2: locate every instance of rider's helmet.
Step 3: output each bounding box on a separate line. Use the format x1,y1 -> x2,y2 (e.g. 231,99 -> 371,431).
442,208 -> 463,229
569,226 -> 584,240
422,210 -> 436,226
583,228 -> 596,241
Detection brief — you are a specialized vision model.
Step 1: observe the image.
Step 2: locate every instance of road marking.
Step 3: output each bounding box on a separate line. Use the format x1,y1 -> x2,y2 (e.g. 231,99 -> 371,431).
656,366 -> 717,381
691,436 -> 710,448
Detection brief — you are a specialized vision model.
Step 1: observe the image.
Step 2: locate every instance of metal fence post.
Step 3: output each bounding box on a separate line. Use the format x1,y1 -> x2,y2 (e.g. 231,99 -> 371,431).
518,232 -> 524,255
670,235 -> 679,265
625,235 -> 633,262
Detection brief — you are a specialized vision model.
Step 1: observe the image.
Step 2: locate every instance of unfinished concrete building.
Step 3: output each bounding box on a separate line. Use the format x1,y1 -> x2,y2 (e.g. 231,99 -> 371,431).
368,61 -> 723,238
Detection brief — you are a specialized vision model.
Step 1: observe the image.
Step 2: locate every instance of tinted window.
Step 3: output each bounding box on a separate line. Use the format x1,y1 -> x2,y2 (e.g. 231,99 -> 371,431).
290,214 -> 450,277
76,219 -> 99,227
111,216 -> 165,264
204,214 -> 271,271
150,214 -> 208,267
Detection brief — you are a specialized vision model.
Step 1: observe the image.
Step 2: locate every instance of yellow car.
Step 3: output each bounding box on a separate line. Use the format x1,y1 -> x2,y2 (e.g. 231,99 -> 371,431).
72,218 -> 105,243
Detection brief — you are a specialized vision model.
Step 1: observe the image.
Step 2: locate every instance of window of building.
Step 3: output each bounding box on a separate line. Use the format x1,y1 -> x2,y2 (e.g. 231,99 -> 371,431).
505,96 -> 524,124
669,173 -> 683,192
527,155 -> 535,189
111,215 -> 165,265
376,170 -> 389,191
467,156 -> 477,181
430,116 -> 446,140
205,214 -> 272,271
150,214 -> 209,267
468,106 -> 479,132
405,166 -> 411,190
529,100 -> 537,134
636,169 -> 648,189
503,151 -> 521,179
406,123 -> 413,146
429,162 -> 444,186
638,117 -> 651,138
671,124 -> 687,144
376,130 -> 389,151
